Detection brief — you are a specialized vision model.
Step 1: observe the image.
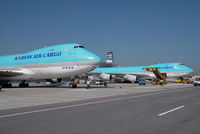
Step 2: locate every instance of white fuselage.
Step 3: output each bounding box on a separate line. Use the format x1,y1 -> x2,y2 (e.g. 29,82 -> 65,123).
129,71 -> 192,79
0,61 -> 99,80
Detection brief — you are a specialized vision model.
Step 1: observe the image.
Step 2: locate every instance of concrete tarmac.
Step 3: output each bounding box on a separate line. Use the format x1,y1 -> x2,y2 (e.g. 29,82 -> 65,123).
0,83 -> 199,134
0,83 -> 192,110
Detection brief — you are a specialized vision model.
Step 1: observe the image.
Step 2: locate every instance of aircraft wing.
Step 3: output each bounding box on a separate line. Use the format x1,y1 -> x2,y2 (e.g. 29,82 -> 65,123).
0,70 -> 23,77
113,73 -> 151,80
90,72 -> 150,77
90,72 -> 151,81
128,73 -> 150,78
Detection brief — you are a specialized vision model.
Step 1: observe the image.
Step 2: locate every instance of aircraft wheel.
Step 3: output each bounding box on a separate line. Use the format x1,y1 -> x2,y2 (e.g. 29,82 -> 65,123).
69,83 -> 73,88
69,83 -> 77,88
72,84 -> 77,88
8,83 -> 12,88
194,84 -> 197,86
2,83 -> 12,88
25,83 -> 29,87
19,82 -> 29,88
19,83 -> 24,88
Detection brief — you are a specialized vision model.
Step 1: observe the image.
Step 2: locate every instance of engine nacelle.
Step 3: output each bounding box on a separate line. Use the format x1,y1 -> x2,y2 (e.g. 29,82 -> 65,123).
100,73 -> 111,80
124,74 -> 137,82
57,78 -> 62,83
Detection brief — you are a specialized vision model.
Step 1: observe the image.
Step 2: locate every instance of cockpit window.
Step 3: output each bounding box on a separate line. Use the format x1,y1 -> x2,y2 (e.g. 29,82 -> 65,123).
74,46 -> 84,48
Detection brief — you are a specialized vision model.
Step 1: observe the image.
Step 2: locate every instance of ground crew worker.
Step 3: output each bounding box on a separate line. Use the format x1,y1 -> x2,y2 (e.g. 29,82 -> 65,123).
86,80 -> 90,89
104,80 -> 107,88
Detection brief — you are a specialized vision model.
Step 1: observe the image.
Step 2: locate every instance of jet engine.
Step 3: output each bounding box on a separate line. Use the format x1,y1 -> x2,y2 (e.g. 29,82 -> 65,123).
100,73 -> 111,80
124,74 -> 137,82
57,78 -> 62,83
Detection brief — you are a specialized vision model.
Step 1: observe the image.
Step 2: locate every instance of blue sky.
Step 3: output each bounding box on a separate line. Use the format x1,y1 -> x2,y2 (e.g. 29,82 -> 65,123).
0,0 -> 200,74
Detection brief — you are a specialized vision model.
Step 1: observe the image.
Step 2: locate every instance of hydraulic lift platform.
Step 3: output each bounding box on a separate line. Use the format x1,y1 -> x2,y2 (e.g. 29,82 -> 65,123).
146,67 -> 168,85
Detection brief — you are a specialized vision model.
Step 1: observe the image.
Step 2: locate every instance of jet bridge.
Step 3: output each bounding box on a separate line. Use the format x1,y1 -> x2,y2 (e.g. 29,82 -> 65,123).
146,67 -> 167,85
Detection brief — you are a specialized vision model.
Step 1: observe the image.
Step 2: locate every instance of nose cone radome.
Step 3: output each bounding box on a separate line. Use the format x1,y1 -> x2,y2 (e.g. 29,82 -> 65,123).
187,67 -> 194,72
182,66 -> 194,75
87,52 -> 103,66
182,65 -> 193,72
72,46 -> 102,66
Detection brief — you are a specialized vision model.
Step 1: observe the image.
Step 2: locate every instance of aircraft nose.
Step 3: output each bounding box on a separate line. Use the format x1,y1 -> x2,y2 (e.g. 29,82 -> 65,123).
184,65 -> 194,72
87,52 -> 103,66
188,67 -> 194,72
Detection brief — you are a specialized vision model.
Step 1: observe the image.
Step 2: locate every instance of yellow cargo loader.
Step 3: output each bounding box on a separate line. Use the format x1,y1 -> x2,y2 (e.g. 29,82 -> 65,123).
174,77 -> 191,84
146,67 -> 167,85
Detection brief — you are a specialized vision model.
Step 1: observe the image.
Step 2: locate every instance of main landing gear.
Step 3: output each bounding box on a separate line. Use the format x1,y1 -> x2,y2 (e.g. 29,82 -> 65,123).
69,79 -> 80,88
2,82 -> 12,88
19,81 -> 29,88
69,83 -> 77,88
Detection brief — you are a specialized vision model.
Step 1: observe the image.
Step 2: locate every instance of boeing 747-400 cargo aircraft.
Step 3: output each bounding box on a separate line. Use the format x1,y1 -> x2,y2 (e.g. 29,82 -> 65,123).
91,63 -> 193,82
0,43 -> 102,89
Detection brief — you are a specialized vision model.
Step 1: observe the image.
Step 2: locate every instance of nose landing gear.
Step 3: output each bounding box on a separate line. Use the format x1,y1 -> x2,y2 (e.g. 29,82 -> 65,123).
69,83 -> 77,88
